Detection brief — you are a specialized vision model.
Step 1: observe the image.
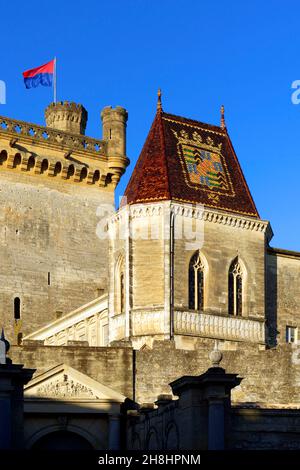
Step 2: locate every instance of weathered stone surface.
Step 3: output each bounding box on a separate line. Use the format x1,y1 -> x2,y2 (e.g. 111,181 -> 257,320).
0,168 -> 113,339
9,339 -> 300,407
266,249 -> 300,346
0,102 -> 129,343
10,345 -> 133,399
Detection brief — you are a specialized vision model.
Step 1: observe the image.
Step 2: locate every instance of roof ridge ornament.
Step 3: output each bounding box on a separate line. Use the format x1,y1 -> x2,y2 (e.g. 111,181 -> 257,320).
157,88 -> 162,112
220,104 -> 226,130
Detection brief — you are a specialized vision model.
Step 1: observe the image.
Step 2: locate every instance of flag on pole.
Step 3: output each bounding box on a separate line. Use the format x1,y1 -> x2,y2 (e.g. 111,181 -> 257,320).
22,59 -> 55,89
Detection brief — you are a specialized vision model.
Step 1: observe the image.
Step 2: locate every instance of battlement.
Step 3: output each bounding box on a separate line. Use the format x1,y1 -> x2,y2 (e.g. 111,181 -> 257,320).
0,102 -> 129,189
0,101 -> 129,342
45,101 -> 88,135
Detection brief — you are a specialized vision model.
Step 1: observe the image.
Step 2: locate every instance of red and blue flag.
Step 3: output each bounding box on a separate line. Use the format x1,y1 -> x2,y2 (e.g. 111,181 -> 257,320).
22,59 -> 54,89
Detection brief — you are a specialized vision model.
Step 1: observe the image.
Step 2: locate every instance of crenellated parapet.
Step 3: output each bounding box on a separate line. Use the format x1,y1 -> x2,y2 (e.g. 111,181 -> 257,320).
45,101 -> 88,135
0,101 -> 130,189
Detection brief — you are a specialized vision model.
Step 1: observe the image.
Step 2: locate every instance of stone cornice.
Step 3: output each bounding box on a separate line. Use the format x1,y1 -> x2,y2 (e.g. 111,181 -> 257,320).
268,246 -> 300,260
109,201 -> 273,240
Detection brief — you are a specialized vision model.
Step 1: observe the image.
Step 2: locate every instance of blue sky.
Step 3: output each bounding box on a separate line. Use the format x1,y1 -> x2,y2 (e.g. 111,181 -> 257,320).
1,0 -> 300,250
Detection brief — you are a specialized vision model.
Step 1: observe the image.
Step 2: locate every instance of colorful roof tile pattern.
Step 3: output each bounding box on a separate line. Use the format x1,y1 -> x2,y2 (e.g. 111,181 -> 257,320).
123,108 -> 259,217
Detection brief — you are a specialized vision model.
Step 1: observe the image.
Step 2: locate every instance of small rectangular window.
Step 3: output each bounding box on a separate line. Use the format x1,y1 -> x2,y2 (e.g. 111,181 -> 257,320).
48,272 -> 51,286
286,326 -> 297,343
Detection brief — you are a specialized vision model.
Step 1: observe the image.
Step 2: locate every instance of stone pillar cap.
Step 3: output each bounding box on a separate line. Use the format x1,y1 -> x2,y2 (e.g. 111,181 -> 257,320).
209,341 -> 223,367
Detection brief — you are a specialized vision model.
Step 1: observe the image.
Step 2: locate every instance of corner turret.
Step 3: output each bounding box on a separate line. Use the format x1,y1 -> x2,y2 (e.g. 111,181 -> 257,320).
101,106 -> 129,187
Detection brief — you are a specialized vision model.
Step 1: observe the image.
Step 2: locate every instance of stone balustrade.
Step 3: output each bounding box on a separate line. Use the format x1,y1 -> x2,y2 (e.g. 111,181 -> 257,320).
174,310 -> 265,344
110,313 -> 126,341
110,310 -> 264,344
0,115 -> 106,156
132,310 -> 165,336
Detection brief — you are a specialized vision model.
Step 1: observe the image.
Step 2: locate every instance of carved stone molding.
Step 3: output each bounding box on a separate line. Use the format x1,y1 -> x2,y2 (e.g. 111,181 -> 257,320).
130,204 -> 165,219
108,201 -> 272,239
36,374 -> 99,398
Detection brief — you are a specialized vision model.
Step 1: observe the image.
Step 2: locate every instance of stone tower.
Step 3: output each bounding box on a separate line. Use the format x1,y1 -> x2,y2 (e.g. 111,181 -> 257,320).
45,101 -> 88,135
0,101 -> 129,343
101,106 -> 128,187
107,102 -> 272,350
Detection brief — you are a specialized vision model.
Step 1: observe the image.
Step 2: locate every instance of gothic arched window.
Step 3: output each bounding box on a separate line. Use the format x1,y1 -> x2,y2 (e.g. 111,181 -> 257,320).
188,251 -> 205,311
228,258 -> 243,315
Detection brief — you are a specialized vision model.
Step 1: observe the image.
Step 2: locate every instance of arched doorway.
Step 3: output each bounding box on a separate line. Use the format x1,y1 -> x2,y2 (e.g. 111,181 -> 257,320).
31,430 -> 94,450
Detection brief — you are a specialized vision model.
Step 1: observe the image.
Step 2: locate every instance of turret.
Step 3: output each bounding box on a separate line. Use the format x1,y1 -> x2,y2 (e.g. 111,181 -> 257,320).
45,101 -> 88,135
101,106 -> 129,186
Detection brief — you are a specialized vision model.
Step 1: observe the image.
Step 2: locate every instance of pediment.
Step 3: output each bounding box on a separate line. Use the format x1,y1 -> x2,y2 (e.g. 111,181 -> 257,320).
24,363 -> 126,402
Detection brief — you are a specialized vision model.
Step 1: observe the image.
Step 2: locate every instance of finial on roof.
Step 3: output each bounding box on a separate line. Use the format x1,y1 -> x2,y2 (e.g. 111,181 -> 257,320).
220,104 -> 226,130
157,88 -> 162,112
209,340 -> 223,367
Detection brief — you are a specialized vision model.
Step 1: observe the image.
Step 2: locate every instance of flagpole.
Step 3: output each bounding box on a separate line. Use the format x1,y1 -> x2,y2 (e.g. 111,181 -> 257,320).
54,57 -> 57,103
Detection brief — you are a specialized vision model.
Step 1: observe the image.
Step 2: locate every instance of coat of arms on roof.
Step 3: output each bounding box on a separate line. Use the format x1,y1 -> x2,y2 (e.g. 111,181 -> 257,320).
172,128 -> 234,197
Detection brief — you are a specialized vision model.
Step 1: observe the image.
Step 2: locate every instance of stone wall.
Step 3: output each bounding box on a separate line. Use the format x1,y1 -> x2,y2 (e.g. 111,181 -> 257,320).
107,202 -> 270,348
127,378 -> 300,450
229,408 -> 300,450
9,339 -> 300,406
174,214 -> 267,319
0,168 -> 113,340
134,340 -> 300,405
10,340 -> 300,450
10,344 -> 133,399
266,249 -> 300,346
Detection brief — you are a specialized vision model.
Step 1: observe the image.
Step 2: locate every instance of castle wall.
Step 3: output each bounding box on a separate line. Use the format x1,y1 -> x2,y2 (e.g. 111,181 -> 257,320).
10,344 -> 133,399
131,215 -> 165,308
9,340 -> 300,406
0,168 -> 113,340
229,408 -> 300,450
134,340 -> 300,405
266,250 -> 300,345
174,215 -> 267,318
108,202 -> 270,347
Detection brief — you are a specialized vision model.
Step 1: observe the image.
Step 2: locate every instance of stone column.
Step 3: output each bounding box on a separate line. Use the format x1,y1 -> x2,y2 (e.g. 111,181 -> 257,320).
0,330 -> 35,449
208,397 -> 225,450
170,347 -> 241,450
0,363 -> 35,449
108,414 -> 121,450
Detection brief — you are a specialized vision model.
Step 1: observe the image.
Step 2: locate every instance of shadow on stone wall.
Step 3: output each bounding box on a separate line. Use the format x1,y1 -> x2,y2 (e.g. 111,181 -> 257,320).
266,251 -> 278,347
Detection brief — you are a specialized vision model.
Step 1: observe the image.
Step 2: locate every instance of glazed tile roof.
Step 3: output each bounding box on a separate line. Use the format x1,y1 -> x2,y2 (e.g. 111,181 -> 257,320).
123,108 -> 259,217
